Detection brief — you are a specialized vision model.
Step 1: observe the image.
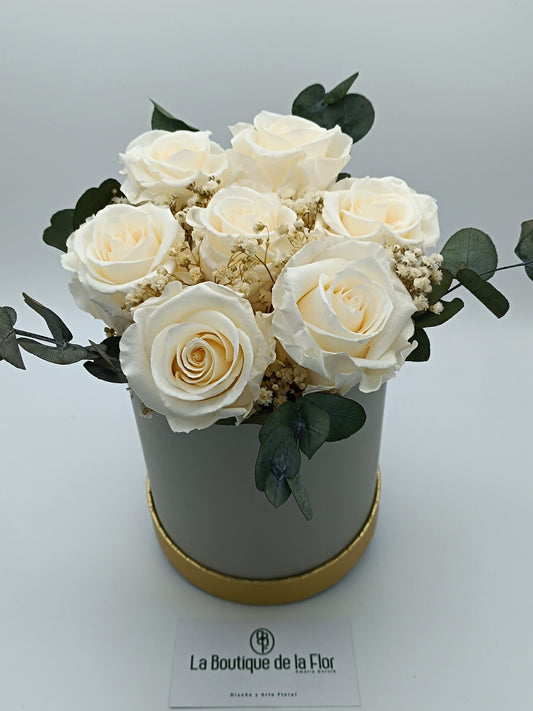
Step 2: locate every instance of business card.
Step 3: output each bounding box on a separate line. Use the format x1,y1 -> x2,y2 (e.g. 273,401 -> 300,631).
169,618 -> 360,708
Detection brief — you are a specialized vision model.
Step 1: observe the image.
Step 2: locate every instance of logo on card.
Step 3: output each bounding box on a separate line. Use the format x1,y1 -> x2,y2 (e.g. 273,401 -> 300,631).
250,628 -> 275,655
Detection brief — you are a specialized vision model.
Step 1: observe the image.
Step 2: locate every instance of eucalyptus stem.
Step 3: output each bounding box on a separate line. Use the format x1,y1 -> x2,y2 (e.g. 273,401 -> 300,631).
445,259 -> 533,295
14,329 -> 59,344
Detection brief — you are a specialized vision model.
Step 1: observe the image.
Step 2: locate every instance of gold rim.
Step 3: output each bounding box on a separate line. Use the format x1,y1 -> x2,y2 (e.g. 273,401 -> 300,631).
146,470 -> 380,605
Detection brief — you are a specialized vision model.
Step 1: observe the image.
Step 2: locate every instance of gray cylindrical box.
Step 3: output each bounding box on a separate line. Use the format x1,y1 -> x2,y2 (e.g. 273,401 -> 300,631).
133,386 -> 385,600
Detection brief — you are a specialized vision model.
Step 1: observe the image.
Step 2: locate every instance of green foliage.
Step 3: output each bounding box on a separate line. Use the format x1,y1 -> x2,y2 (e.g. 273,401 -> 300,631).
414,298 -> 464,328
407,327 -> 431,362
43,179 -> 123,251
455,269 -> 509,318
255,392 -> 366,518
292,72 -> 374,143
441,228 -> 498,280
23,293 -> 72,344
42,209 -> 75,252
73,178 -> 123,231
150,100 -> 198,132
84,337 -> 128,383
515,219 -> 533,280
0,306 -> 25,369
18,339 -> 90,365
0,297 -> 126,383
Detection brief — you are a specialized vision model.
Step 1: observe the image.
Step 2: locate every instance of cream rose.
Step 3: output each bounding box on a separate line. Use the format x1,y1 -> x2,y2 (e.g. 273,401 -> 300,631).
61,203 -> 182,332
229,111 -> 352,193
186,185 -> 297,279
271,238 -> 416,393
119,129 -> 228,205
120,281 -> 275,432
322,176 -> 439,249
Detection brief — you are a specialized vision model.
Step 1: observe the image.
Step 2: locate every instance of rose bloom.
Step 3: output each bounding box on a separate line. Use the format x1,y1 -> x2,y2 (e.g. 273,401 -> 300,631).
119,129 -> 228,205
186,185 -> 297,279
321,176 -> 439,249
229,111 -> 352,194
61,203 -> 182,332
120,281 -> 275,432
271,238 -> 416,393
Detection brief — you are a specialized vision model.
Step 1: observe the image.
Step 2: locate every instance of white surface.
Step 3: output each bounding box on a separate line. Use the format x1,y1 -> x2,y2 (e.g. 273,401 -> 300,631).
1,2 -> 532,710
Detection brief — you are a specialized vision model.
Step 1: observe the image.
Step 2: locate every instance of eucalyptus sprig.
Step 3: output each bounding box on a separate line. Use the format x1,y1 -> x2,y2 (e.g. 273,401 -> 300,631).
407,224 -> 533,362
254,392 -> 366,519
0,294 -> 126,383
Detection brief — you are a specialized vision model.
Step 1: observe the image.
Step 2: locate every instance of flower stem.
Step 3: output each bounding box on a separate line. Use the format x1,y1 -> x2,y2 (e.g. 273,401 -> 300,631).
445,260 -> 533,295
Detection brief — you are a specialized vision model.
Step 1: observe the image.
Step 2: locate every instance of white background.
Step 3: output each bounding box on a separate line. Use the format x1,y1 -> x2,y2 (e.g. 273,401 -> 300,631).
1,1 -> 532,709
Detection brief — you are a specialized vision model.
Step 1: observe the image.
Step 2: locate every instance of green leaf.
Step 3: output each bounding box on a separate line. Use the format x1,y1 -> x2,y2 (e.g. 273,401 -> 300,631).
303,392 -> 366,442
427,268 -> 453,305
292,73 -> 374,143
22,293 -> 73,344
0,306 -> 25,369
414,298 -> 464,328
42,208 -> 75,252
264,471 -> 292,508
292,83 -> 326,118
514,219 -> 533,281
287,473 -> 313,521
298,397 -> 330,458
84,337 -> 127,383
255,427 -> 301,491
441,228 -> 498,280
336,172 -> 351,182
455,269 -> 510,318
323,72 -> 359,104
17,339 -> 89,364
406,326 -> 431,362
322,94 -> 375,143
150,100 -> 198,132
258,400 -> 299,443
73,178 -> 123,231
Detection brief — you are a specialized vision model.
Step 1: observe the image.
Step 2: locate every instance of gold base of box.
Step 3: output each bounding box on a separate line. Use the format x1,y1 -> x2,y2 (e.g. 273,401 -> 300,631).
146,470 -> 380,605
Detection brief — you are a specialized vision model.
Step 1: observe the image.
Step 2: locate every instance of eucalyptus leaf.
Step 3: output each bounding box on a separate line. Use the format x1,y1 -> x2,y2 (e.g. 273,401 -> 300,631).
336,172 -> 351,182
255,427 -> 301,491
84,359 -> 128,383
42,208 -> 75,252
258,400 -> 299,443
406,326 -> 431,362
264,471 -> 292,508
514,219 -> 533,281
73,178 -> 123,231
23,293 -> 73,344
455,269 -> 510,318
292,73 -> 374,143
441,228 -> 498,279
17,339 -> 89,365
84,337 -> 127,383
150,100 -> 198,132
427,268 -> 453,305
287,473 -> 313,521
414,298 -> 464,328
0,307 -> 25,369
323,72 -> 359,104
322,94 -> 375,143
303,392 -> 366,442
298,397 -> 330,458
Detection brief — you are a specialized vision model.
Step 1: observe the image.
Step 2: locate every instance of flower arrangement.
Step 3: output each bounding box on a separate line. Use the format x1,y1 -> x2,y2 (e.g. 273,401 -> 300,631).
1,73 -> 532,520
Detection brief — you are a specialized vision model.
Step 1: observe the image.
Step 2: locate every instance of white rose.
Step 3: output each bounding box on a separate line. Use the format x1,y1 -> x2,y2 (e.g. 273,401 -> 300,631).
229,111 -> 352,194
322,176 -> 439,249
61,203 -> 182,332
120,281 -> 275,432
271,238 -> 416,393
119,129 -> 228,205
186,185 -> 296,279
